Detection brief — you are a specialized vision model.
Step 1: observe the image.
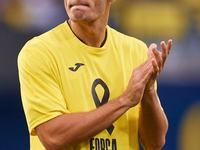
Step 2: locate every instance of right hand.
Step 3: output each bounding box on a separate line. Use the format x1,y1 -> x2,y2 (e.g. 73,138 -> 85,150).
122,54 -> 154,107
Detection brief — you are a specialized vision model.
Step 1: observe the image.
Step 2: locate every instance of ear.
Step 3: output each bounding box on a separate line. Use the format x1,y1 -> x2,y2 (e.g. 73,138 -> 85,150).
109,0 -> 116,2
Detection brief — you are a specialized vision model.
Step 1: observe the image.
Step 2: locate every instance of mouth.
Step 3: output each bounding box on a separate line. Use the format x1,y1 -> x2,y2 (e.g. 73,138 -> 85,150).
69,3 -> 89,9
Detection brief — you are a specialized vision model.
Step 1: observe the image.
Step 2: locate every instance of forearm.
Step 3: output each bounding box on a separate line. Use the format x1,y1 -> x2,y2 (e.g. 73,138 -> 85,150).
138,89 -> 168,150
36,96 -> 130,150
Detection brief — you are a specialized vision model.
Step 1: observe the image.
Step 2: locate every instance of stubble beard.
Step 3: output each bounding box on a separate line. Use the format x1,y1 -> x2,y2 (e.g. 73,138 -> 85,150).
69,8 -> 93,22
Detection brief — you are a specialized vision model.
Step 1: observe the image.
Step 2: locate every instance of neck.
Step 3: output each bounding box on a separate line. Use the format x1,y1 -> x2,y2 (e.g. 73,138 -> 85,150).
68,20 -> 107,48
68,3 -> 110,48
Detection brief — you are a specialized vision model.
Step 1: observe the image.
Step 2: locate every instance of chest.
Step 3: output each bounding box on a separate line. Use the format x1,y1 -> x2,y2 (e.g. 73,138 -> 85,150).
51,45 -> 140,113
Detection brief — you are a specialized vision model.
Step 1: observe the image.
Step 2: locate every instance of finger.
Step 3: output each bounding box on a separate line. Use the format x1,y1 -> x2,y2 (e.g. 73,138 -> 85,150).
141,65 -> 153,85
151,59 -> 159,80
152,47 -> 162,70
160,41 -> 167,64
140,58 -> 160,84
134,58 -> 153,84
147,43 -> 157,59
141,60 -> 153,76
166,39 -> 172,55
137,56 -> 152,71
135,61 -> 152,82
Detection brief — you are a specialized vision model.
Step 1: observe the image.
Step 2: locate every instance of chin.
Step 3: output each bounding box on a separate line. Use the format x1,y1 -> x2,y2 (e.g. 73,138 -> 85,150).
70,14 -> 96,23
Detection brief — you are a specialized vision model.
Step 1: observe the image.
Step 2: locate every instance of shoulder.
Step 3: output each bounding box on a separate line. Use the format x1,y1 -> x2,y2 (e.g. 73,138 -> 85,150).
107,26 -> 148,59
27,22 -> 68,49
18,22 -> 69,61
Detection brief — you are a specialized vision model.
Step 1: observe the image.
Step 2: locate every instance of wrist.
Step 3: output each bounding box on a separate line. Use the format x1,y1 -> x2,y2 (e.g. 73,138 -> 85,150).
141,87 -> 159,108
144,83 -> 156,93
143,86 -> 157,101
120,92 -> 140,109
117,94 -> 131,109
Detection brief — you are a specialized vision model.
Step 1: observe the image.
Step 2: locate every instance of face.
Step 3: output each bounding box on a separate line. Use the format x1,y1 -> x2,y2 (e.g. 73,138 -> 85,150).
64,0 -> 112,22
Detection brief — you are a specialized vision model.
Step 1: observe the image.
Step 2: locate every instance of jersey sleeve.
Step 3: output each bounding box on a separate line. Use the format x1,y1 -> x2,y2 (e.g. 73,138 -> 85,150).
18,41 -> 69,135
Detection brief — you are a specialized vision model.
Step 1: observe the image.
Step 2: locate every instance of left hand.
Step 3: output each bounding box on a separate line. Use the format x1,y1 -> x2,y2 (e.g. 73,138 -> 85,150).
145,39 -> 172,90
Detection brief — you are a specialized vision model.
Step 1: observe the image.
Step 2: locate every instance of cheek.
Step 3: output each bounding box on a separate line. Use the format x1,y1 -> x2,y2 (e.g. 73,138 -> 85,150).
64,1 -> 69,15
94,2 -> 106,16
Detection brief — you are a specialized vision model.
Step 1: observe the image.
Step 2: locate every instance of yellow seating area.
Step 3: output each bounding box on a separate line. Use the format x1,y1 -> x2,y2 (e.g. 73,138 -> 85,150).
111,0 -> 200,40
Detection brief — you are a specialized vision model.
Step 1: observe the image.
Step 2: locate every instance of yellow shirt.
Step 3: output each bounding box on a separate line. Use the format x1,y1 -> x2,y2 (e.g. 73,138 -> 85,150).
18,21 -> 150,150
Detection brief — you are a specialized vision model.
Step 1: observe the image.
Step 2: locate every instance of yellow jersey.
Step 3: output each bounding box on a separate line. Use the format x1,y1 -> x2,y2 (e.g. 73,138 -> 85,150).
18,21 -> 150,150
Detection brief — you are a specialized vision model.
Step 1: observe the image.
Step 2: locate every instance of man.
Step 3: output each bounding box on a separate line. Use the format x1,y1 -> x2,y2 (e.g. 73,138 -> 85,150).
18,0 -> 172,150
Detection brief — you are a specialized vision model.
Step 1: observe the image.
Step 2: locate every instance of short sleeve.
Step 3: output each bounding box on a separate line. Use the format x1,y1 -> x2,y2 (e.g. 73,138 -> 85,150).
18,42 -> 69,135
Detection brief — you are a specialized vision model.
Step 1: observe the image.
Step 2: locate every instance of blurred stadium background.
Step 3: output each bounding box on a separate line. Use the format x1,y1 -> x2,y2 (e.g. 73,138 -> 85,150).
0,0 -> 200,149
